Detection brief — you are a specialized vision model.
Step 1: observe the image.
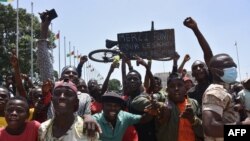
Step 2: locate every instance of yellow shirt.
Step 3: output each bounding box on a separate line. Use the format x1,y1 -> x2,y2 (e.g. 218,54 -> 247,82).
0,117 -> 7,128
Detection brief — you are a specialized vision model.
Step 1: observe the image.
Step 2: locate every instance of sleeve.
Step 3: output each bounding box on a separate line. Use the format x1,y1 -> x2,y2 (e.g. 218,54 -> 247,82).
83,94 -> 92,115
122,111 -> 142,125
77,93 -> 92,116
47,102 -> 55,119
202,88 -> 230,117
36,40 -> 54,82
237,90 -> 245,104
92,113 -> 101,121
131,95 -> 151,112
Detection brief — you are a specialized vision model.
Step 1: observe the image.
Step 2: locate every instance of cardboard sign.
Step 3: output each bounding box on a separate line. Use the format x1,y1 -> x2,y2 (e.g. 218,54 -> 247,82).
118,29 -> 175,60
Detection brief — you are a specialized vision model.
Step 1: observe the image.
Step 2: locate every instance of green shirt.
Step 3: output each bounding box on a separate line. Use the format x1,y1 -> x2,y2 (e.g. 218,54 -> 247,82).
93,110 -> 141,141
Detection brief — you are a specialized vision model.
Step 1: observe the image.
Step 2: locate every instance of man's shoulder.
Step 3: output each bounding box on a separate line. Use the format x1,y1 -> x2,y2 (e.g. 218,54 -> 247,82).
39,119 -> 52,131
77,92 -> 91,100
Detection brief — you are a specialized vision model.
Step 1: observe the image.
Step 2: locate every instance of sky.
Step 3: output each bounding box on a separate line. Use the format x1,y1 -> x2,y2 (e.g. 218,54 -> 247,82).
6,0 -> 250,84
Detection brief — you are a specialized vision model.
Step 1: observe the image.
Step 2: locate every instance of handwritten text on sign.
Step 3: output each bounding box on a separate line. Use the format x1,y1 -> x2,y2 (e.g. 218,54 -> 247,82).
118,29 -> 175,59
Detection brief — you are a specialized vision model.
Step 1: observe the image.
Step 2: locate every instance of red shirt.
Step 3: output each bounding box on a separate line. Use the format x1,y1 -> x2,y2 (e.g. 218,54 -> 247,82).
0,120 -> 40,141
91,101 -> 103,115
122,95 -> 139,141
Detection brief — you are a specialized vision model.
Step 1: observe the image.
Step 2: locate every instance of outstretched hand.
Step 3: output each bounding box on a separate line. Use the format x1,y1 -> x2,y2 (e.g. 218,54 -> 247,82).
179,104 -> 195,123
183,17 -> 198,30
83,114 -> 102,138
144,96 -> 172,124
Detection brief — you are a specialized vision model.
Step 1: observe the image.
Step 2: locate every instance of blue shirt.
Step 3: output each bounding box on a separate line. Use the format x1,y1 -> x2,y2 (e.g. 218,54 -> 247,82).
93,110 -> 141,141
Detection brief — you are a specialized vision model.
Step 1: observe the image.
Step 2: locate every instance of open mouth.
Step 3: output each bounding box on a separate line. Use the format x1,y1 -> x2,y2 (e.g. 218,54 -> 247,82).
108,112 -> 116,117
58,102 -> 66,107
8,116 -> 18,121
175,93 -> 181,98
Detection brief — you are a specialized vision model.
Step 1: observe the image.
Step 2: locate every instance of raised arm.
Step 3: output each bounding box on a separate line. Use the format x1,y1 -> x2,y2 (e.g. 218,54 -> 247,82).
135,56 -> 154,94
37,11 -> 54,82
184,17 -> 213,65
101,62 -> 117,94
21,73 -> 34,89
178,54 -> 190,74
143,59 -> 152,90
77,55 -> 88,78
172,52 -> 180,73
121,54 -> 133,94
10,53 -> 26,97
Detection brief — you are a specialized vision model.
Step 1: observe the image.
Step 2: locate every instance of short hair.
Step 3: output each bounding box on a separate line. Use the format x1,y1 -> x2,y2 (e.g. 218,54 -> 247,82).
0,86 -> 10,98
154,76 -> 162,84
127,70 -> 142,80
167,72 -> 183,86
6,96 -> 29,113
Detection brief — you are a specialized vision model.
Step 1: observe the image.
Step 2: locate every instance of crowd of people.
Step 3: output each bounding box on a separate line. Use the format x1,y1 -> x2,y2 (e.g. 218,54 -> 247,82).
0,10 -> 250,141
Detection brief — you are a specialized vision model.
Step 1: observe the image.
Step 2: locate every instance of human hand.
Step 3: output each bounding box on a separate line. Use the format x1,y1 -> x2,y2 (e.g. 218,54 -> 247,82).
83,114 -> 102,137
39,10 -> 51,39
241,117 -> 250,125
183,54 -> 191,62
10,53 -> 18,68
173,52 -> 180,62
233,103 -> 244,112
134,55 -> 147,67
179,104 -> 195,123
80,55 -> 88,64
183,17 -> 198,30
144,95 -> 169,116
42,79 -> 53,93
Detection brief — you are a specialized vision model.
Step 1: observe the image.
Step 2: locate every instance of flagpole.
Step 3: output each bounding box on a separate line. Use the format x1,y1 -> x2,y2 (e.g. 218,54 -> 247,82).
58,30 -> 61,75
86,62 -> 89,82
16,0 -> 19,57
69,41 -> 71,66
73,46 -> 76,66
64,36 -> 66,66
84,61 -> 86,81
30,1 -> 34,81
235,41 -> 241,82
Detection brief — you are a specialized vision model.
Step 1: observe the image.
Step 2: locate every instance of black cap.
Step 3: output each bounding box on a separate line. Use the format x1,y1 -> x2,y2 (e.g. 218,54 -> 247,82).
102,91 -> 125,105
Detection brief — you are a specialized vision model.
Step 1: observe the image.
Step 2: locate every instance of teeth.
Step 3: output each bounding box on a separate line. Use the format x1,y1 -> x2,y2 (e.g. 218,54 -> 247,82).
59,102 -> 66,106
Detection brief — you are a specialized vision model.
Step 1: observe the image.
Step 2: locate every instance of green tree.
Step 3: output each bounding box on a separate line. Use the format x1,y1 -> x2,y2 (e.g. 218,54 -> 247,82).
108,79 -> 122,92
0,3 -> 57,79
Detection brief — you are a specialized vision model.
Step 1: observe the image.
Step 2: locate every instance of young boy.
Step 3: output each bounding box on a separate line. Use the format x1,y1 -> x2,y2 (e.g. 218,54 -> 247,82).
0,96 -> 40,141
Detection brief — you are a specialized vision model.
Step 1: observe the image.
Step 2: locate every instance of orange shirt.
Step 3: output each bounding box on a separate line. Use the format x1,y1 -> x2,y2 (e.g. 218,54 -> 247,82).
177,98 -> 195,141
